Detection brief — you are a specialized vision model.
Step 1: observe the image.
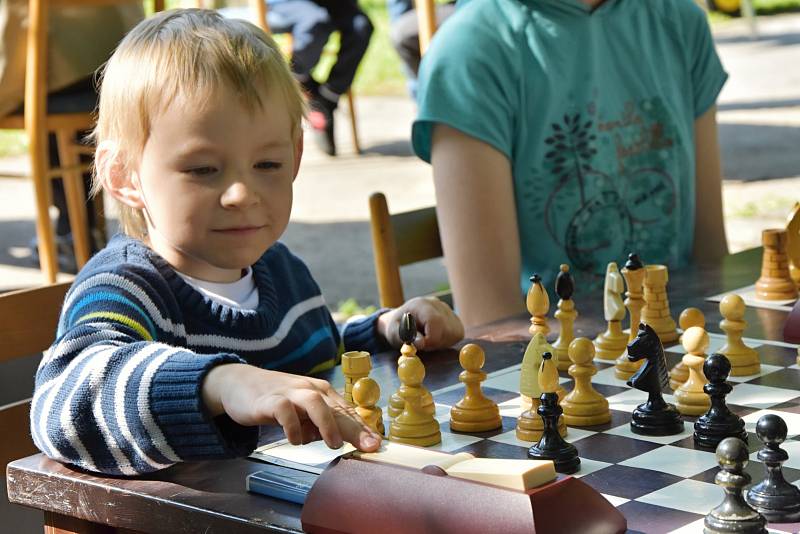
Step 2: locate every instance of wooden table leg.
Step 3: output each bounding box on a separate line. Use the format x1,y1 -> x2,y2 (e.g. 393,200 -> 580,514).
44,511 -> 116,534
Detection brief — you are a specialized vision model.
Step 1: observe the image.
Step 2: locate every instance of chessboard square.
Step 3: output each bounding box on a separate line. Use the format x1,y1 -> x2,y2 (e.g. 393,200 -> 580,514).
497,396 -> 526,419
605,389 -> 675,413
726,383 -> 800,409
727,364 -> 784,383
771,397 -> 800,419
573,457 -> 612,478
592,366 -> 630,388
617,500 -> 704,534
601,493 -> 630,508
769,525 -> 800,534
605,389 -> 648,413
573,433 -> 664,463
753,344 -> 800,367
619,446 -> 718,478
637,479 -> 721,515
667,518 -> 706,533
742,409 -> 800,439
451,438 -> 530,460
593,383 -> 630,398
673,430 -> 761,457
482,369 -> 522,393
605,422 -> 694,445
578,464 -> 684,500
582,408 -> 632,432
434,403 -> 455,423
428,431 -> 483,453
746,368 -> 800,389
488,427 -> 597,449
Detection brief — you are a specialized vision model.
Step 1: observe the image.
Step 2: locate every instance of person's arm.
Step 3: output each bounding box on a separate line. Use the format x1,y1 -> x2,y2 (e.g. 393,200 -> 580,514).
692,105 -> 728,263
430,124 -> 525,328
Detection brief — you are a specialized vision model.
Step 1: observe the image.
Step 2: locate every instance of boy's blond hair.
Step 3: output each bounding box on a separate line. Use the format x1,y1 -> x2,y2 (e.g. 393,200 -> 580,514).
91,9 -> 306,239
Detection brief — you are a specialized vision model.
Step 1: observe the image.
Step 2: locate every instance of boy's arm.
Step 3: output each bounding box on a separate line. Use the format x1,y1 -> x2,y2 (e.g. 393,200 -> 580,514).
430,123 -> 525,328
692,105 -> 729,263
31,272 -> 255,475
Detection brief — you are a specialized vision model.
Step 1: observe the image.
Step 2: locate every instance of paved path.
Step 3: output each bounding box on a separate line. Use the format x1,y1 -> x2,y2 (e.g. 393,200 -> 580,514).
0,13 -> 798,310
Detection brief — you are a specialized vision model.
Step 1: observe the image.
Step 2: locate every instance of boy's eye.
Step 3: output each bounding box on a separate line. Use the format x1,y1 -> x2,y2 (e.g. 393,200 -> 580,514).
255,161 -> 282,170
185,166 -> 217,176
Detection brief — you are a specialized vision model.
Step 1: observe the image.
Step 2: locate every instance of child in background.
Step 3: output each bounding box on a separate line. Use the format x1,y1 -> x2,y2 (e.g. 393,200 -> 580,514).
31,9 -> 463,476
412,0 -> 729,327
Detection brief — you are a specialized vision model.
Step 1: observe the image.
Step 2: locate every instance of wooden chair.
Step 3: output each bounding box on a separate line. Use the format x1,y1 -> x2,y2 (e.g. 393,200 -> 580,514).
0,0 -> 161,285
206,0 -> 362,153
368,192 -> 445,308
416,0 -> 437,55
0,282 -> 70,472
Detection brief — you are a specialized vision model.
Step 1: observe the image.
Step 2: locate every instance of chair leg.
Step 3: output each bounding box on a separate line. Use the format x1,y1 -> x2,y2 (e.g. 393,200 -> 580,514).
346,90 -> 361,155
92,193 -> 107,249
29,136 -> 58,283
55,129 -> 91,268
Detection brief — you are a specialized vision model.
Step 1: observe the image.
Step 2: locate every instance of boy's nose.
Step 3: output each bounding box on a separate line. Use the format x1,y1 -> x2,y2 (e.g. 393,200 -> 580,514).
220,180 -> 259,208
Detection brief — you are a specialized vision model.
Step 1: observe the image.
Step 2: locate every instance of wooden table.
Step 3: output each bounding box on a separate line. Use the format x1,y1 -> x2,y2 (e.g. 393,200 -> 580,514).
7,248 -> 789,533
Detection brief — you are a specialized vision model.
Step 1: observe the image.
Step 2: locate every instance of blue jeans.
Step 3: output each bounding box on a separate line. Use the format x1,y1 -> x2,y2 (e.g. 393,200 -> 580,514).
268,0 -> 373,97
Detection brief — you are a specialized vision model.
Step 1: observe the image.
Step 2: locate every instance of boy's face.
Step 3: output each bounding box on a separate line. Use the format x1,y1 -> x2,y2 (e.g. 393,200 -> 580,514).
128,84 -> 301,282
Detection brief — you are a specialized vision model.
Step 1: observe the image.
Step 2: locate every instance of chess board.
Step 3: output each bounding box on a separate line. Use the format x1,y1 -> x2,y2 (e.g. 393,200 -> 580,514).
255,332 -> 800,534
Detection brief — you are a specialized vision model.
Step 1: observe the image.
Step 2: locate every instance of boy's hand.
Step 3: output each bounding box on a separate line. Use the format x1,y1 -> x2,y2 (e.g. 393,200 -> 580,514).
201,363 -> 381,452
377,296 -> 464,350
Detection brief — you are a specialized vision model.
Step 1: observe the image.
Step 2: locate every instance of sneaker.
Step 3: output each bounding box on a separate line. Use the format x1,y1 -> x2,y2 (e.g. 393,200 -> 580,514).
308,95 -> 337,157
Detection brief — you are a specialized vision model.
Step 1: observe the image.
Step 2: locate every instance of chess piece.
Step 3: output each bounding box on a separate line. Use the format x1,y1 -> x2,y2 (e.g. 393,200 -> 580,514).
670,307 -> 705,390
745,414 -> 800,523
755,228 -> 798,301
527,274 -> 550,337
353,377 -> 385,436
594,262 -> 628,361
341,351 -> 371,406
561,338 -> 611,426
388,314 -> 434,419
450,344 -> 502,432
626,323 -> 683,436
693,353 -> 747,451
552,264 -> 577,372
704,437 -> 767,534
675,326 -> 711,416
389,356 -> 441,447
718,294 -> 760,376
527,352 -> 580,474
615,253 -> 646,380
641,264 -> 678,343
787,202 -> 800,288
516,333 -> 566,441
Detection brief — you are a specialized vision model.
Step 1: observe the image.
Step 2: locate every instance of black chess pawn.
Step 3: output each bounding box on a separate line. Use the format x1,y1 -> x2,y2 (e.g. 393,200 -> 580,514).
705,437 -> 767,534
527,352 -> 580,474
745,414 -> 800,523
555,264 -> 574,301
693,353 -> 747,451
399,313 -> 417,346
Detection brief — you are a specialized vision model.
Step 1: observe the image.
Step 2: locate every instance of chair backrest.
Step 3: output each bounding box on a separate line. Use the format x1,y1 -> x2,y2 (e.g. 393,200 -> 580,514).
368,192 -> 443,308
0,282 -> 70,469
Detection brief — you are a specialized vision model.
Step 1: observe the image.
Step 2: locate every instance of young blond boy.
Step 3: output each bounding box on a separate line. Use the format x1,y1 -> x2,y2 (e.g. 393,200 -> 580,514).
31,9 -> 463,475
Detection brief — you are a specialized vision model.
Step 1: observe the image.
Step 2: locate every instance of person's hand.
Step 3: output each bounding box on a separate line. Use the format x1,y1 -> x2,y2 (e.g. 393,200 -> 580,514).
201,363 -> 381,452
377,296 -> 464,350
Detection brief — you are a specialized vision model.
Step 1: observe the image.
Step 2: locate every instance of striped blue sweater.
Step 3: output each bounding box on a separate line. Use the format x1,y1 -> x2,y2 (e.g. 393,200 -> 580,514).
31,235 -> 386,475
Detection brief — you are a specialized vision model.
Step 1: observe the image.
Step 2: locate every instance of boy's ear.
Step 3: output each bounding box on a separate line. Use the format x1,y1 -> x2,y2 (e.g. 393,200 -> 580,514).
95,141 -> 145,209
292,130 -> 304,181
